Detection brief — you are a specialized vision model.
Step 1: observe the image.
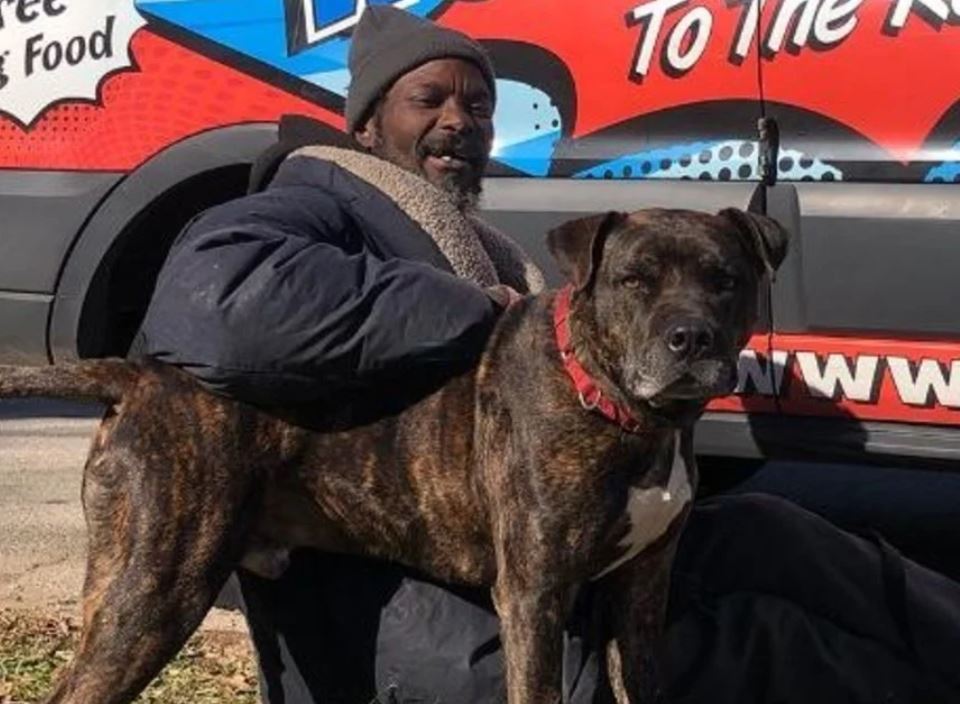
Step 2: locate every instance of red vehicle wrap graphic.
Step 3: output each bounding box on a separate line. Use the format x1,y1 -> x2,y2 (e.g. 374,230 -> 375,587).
709,334 -> 960,427
1,0 -> 958,170
445,0 -> 960,162
0,31 -> 339,171
444,0 -> 958,159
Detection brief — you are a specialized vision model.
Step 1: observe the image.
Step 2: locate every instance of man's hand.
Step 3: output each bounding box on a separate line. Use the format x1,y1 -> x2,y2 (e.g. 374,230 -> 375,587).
485,284 -> 523,309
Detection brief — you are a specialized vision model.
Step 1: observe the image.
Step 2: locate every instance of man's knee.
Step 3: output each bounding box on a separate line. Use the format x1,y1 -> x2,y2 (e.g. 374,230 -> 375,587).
681,492 -> 820,555
671,492 -> 860,605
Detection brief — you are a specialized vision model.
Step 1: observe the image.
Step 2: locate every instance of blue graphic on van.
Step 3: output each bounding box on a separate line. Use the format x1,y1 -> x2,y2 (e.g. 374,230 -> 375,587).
290,0 -> 442,53
776,149 -> 843,181
492,81 -> 562,177
575,141 -> 844,181
305,0 -> 412,41
924,141 -> 960,183
135,0 -> 561,176
575,141 -> 748,181
135,0 -> 442,100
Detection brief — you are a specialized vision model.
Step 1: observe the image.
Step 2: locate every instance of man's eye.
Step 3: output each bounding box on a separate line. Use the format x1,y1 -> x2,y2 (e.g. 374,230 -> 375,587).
411,95 -> 441,107
471,102 -> 493,118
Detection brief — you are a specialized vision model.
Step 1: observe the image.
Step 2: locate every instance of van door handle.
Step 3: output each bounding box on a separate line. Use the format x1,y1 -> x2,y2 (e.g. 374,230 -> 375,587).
758,117 -> 780,187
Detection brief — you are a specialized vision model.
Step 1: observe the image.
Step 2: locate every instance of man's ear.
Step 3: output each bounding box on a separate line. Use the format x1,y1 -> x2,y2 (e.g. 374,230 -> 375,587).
546,211 -> 627,290
719,208 -> 790,278
353,115 -> 378,151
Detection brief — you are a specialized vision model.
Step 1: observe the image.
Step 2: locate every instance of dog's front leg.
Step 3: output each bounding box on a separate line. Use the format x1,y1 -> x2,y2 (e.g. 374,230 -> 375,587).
599,539 -> 678,704
490,501 -> 576,704
493,570 -> 575,704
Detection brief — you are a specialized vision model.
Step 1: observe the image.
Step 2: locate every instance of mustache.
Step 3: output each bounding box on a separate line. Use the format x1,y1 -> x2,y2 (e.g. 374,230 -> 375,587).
417,134 -> 486,162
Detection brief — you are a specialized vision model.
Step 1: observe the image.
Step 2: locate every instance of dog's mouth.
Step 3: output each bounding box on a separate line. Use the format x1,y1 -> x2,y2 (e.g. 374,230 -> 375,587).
630,360 -> 736,408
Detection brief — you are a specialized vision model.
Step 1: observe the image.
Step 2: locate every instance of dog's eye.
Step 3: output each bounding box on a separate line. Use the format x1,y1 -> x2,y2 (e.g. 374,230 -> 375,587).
621,275 -> 644,289
715,272 -> 739,292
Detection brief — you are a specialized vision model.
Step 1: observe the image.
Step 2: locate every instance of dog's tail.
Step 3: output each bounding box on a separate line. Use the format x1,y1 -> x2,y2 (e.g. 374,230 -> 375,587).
0,360 -> 142,404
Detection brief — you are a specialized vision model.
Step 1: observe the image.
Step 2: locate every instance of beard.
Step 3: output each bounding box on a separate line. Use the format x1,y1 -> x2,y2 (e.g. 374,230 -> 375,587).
428,167 -> 481,212
367,120 -> 485,212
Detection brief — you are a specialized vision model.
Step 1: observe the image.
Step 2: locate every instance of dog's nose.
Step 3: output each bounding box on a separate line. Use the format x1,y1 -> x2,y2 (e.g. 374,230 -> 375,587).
665,320 -> 714,360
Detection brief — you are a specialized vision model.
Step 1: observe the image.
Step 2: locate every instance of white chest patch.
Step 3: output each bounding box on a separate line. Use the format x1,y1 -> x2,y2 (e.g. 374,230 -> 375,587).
592,431 -> 693,580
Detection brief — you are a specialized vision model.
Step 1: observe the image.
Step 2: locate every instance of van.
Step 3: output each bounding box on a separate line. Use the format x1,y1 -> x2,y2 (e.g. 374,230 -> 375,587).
2,0 -> 959,469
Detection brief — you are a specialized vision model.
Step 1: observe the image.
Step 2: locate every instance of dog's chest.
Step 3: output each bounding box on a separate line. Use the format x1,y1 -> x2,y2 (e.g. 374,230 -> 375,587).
593,431 -> 692,580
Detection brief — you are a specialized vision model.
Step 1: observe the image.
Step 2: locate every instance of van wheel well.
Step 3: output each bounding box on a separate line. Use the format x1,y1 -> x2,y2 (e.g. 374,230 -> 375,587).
78,165 -> 251,358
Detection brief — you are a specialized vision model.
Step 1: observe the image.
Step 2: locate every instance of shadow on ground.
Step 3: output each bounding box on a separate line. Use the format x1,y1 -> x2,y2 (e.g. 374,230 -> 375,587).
0,399 -> 103,419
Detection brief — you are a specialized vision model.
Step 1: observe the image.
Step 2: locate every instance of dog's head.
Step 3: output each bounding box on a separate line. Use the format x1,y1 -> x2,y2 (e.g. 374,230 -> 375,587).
547,207 -> 789,411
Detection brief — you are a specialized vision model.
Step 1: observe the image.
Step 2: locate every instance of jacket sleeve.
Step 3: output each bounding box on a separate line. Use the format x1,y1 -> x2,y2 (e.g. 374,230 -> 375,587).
138,187 -> 500,404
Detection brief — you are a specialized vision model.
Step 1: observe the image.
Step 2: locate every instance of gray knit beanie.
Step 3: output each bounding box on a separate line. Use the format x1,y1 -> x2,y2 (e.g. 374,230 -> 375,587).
345,5 -> 496,133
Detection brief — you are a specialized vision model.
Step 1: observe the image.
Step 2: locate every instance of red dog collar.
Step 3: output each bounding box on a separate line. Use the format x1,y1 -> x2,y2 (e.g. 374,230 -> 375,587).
554,285 -> 641,433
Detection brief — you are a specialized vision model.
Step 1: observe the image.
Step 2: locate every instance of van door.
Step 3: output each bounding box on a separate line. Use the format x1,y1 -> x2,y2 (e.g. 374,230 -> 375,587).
757,0 -> 960,461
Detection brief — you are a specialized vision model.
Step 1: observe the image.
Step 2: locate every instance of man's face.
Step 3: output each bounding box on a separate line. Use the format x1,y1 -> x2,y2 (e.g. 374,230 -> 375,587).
354,58 -> 494,208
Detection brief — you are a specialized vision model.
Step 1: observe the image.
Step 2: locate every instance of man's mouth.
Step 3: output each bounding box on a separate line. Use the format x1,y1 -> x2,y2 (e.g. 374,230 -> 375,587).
425,153 -> 472,171
419,138 -> 482,174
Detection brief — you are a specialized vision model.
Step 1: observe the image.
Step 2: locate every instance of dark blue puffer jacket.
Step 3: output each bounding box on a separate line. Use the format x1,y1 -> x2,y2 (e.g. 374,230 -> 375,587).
139,152 -> 500,405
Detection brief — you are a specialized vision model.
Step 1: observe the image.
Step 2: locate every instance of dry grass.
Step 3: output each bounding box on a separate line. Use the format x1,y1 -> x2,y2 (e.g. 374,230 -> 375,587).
0,609 -> 258,704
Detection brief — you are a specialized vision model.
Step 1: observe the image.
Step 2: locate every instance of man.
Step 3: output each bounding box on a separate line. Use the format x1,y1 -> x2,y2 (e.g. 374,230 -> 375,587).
138,6 -> 557,702
138,6 -> 960,704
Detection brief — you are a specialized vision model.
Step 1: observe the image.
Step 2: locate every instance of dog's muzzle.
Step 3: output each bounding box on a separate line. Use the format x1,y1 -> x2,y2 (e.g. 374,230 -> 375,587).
628,345 -> 736,406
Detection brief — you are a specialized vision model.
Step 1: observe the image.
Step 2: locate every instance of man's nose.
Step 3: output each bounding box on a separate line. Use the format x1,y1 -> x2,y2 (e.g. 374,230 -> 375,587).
437,98 -> 471,132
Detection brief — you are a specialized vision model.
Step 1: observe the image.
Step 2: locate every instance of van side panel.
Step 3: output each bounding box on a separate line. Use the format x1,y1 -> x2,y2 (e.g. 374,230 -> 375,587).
0,172 -> 120,293
0,172 -> 120,364
772,184 -> 960,337
0,294 -> 52,365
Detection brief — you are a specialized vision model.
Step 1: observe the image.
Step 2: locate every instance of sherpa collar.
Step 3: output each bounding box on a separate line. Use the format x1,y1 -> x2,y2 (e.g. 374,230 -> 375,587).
289,145 -> 545,294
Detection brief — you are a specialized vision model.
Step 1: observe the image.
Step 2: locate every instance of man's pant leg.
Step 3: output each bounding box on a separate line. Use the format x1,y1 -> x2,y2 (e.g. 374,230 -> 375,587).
666,493 -> 960,704
232,550 -> 601,704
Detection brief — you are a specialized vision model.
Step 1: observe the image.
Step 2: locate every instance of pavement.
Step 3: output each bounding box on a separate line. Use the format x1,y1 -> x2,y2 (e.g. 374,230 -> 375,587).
0,399 -> 244,631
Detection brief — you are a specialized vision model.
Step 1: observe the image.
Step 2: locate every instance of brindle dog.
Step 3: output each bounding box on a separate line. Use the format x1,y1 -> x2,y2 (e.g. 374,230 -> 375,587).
0,207 -> 787,704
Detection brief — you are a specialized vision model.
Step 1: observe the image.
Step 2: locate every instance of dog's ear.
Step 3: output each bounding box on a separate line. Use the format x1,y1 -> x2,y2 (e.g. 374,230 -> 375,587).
719,208 -> 790,278
546,211 -> 627,290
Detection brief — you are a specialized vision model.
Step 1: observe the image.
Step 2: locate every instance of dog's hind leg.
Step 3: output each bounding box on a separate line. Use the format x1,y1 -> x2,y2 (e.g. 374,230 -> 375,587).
44,411 -> 260,704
